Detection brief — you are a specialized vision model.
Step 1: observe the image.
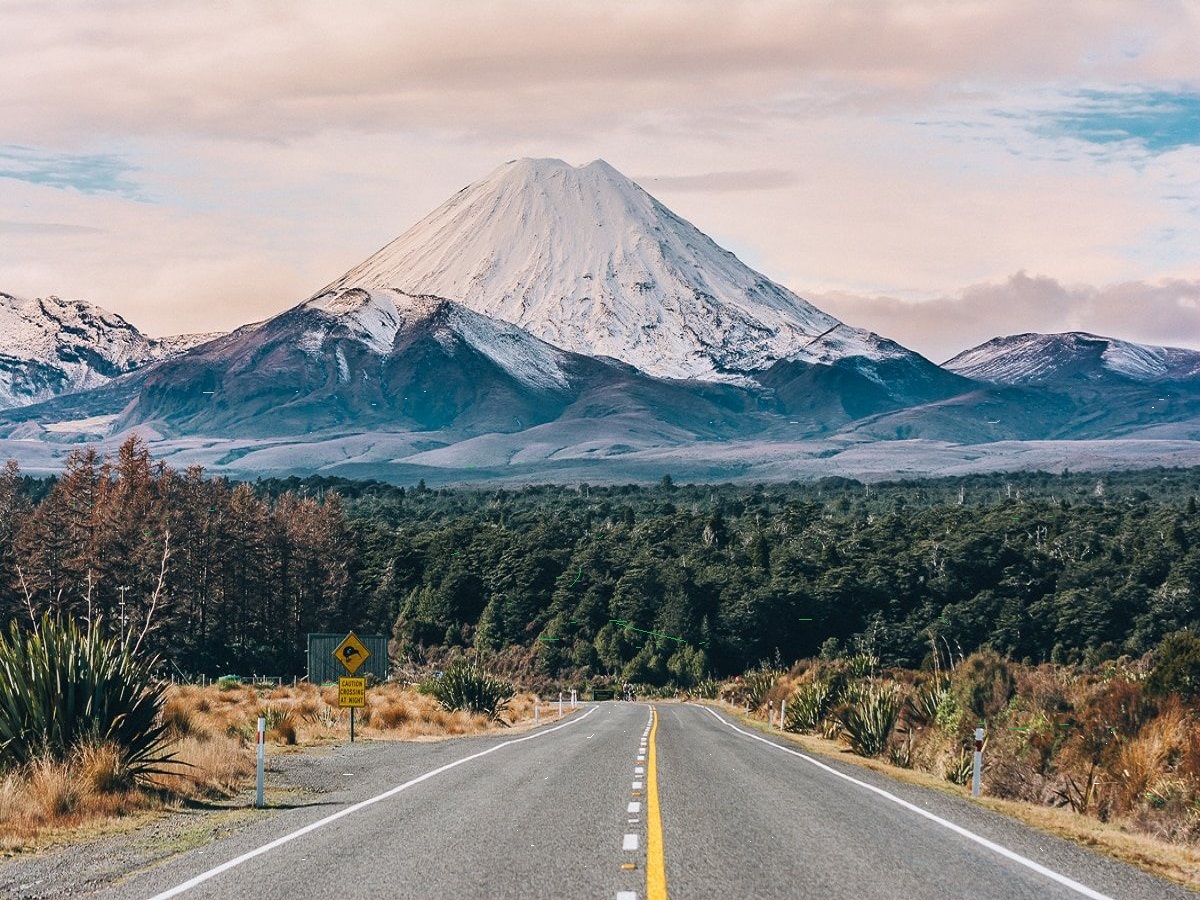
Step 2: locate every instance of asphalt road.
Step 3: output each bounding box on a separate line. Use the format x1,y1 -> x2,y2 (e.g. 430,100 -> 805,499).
93,702 -> 1193,900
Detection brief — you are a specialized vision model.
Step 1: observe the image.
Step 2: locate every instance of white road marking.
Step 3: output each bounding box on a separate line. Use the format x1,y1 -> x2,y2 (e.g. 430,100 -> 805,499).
628,801 -> 641,813
699,706 -> 1114,900
145,707 -> 599,900
623,833 -> 639,850
637,754 -> 645,761
617,892 -> 638,900
635,766 -> 644,774
632,780 -> 643,789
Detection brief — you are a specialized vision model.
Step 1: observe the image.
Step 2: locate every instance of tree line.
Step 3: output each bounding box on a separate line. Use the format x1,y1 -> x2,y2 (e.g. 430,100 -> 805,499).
0,437 -> 354,675
3,446 -> 1199,683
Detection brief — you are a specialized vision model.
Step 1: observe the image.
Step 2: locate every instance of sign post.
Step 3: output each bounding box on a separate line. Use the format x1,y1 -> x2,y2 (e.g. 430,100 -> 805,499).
972,726 -> 984,798
255,716 -> 265,808
333,632 -> 371,743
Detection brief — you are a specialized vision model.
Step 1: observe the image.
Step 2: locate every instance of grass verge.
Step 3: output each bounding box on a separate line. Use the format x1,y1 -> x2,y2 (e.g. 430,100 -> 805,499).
704,699 -> 1200,893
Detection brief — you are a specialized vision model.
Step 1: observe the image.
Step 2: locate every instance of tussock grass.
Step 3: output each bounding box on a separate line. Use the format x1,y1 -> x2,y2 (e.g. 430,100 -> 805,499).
0,678 -> 575,851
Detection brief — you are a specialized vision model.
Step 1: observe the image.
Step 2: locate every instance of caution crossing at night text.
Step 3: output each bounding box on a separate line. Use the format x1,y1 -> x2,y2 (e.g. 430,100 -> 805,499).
338,677 -> 366,708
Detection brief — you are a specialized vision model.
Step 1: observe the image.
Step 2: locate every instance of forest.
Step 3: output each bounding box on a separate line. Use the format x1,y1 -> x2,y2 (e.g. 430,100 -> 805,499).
2,437 -> 1199,685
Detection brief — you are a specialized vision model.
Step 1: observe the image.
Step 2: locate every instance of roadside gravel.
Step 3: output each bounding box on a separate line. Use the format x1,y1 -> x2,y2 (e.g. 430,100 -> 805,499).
0,743 -> 352,900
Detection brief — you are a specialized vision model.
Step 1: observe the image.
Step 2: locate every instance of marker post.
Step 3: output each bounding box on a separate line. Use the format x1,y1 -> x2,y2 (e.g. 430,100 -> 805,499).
972,727 -> 984,798
255,716 -> 265,808
558,692 -> 563,717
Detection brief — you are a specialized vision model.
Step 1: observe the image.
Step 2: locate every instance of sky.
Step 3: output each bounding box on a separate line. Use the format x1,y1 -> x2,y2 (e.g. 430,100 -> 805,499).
1,0 -> 1198,363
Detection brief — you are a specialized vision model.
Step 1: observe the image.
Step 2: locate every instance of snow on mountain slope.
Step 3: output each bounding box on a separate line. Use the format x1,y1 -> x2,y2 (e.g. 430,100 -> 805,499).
944,332 -> 1200,385
0,292 -> 161,409
299,287 -> 572,392
0,292 -> 229,410
152,331 -> 226,356
321,157 -> 897,381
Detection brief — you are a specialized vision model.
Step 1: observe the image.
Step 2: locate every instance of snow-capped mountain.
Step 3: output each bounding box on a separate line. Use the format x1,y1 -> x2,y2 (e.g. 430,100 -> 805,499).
321,158 -> 920,382
0,292 -> 161,410
114,286 -> 767,439
0,292 -> 227,411
944,332 -> 1200,385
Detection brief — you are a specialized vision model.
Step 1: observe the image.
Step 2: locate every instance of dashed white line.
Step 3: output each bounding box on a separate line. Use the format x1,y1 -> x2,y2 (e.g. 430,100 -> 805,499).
623,833 -> 639,851
617,891 -> 638,900
628,801 -> 641,813
635,766 -> 644,774
632,780 -> 643,789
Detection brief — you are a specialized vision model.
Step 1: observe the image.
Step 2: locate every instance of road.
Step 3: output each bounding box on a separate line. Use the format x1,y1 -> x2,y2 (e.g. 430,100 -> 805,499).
94,702 -> 1193,900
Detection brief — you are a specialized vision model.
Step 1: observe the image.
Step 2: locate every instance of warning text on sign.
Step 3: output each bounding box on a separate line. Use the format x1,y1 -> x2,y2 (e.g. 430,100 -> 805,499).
338,676 -> 366,708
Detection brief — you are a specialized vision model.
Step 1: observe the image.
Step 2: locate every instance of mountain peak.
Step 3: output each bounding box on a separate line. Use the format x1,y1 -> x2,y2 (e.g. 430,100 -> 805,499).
944,331 -> 1200,384
320,157 -> 889,381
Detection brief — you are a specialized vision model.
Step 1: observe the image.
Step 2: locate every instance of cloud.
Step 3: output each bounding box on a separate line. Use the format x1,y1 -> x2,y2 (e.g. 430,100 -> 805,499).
0,145 -> 145,198
3,1 -> 1197,143
632,169 -> 798,193
811,273 -> 1200,363
0,221 -> 104,235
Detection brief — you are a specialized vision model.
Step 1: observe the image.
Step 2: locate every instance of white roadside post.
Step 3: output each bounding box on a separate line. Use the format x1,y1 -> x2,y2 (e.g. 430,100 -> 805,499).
535,699 -> 540,724
768,699 -> 774,729
571,689 -> 577,707
972,726 -> 984,798
255,716 -> 265,808
558,692 -> 564,717
780,698 -> 787,732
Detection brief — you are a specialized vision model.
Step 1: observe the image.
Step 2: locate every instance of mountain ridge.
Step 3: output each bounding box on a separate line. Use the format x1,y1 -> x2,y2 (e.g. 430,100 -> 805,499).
320,157 -> 920,382
944,331 -> 1200,385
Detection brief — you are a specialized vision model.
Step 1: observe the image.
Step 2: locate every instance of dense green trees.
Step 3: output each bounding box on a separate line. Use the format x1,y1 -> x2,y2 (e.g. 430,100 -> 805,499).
4,457 -> 1200,683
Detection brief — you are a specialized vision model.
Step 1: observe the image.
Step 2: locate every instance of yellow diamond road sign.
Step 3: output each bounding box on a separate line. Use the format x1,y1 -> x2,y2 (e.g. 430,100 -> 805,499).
333,631 -> 370,675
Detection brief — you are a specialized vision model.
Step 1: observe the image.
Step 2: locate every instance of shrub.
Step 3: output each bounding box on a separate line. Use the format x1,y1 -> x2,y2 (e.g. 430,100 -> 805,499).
785,678 -> 839,733
742,664 -> 783,708
1146,631 -> 1200,700
845,652 -> 878,680
907,678 -> 949,727
260,705 -> 297,745
952,650 -> 1015,721
0,615 -> 174,780
838,683 -> 901,757
425,661 -> 515,722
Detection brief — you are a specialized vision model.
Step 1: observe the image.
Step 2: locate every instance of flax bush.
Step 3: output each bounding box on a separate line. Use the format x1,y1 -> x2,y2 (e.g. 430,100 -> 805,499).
0,614 -> 174,780
423,661 -> 515,722
838,682 -> 901,758
785,676 -> 841,733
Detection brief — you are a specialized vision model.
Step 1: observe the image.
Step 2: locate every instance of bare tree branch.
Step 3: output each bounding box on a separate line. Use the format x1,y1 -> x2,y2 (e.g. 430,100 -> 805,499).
133,528 -> 171,655
15,564 -> 36,630
84,567 -> 94,627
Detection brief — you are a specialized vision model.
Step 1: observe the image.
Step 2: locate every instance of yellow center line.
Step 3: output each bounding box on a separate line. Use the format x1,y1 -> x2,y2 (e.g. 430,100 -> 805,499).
646,706 -> 668,900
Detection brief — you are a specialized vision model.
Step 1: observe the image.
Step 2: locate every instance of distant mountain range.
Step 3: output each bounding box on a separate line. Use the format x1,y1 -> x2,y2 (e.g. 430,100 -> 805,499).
943,332 -> 1200,385
0,291 -> 221,410
2,158 -> 1198,481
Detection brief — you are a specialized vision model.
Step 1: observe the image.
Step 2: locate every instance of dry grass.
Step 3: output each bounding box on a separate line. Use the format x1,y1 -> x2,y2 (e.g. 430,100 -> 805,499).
710,698 -> 1200,892
0,679 -> 578,853
0,746 -> 152,853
